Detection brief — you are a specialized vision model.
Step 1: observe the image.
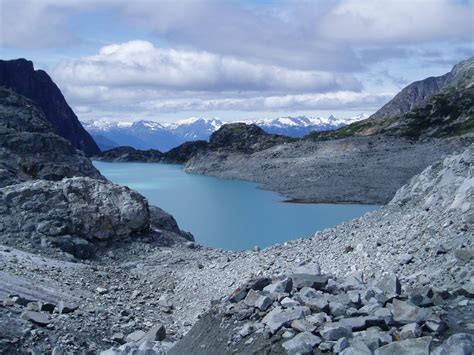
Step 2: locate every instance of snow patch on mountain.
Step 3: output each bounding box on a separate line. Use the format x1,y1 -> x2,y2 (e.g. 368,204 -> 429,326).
82,114 -> 368,152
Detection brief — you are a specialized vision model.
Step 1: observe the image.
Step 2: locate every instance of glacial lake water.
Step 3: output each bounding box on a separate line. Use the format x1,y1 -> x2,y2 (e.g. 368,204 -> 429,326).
94,161 -> 379,251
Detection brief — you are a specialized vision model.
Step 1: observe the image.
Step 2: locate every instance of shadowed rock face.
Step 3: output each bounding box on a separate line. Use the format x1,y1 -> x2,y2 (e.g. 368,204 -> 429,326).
209,123 -> 292,153
0,87 -> 103,188
0,58 -> 100,156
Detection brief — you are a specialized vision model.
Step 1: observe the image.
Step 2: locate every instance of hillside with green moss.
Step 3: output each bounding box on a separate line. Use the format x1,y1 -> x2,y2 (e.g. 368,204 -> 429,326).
306,57 -> 474,141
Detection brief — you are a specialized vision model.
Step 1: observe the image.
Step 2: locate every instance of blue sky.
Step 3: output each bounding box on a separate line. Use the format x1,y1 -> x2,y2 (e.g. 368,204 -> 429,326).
1,0 -> 473,122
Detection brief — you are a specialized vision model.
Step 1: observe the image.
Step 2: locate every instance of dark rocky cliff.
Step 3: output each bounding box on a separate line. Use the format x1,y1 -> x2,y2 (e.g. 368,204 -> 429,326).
0,59 -> 100,155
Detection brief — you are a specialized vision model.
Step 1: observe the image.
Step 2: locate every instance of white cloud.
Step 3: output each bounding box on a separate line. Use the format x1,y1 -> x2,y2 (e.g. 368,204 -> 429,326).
318,0 -> 473,44
53,40 -> 361,93
137,91 -> 391,113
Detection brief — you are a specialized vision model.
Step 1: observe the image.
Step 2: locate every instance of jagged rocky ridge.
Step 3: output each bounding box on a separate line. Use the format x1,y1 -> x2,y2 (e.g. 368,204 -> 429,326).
0,87 -> 103,188
0,59 -> 100,155
371,56 -> 474,120
308,57 -> 473,140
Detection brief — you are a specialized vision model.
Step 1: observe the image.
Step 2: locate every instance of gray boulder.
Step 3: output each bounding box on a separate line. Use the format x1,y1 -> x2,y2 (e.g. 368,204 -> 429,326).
0,177 -> 150,245
282,331 -> 321,354
320,324 -> 353,341
374,336 -> 432,355
432,333 -> 473,355
262,306 -> 309,333
291,273 -> 328,290
263,277 -> 293,294
391,299 -> 432,325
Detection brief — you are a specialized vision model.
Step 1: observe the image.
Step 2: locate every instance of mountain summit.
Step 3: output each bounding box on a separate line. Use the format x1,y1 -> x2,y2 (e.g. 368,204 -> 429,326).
0,59 -> 100,155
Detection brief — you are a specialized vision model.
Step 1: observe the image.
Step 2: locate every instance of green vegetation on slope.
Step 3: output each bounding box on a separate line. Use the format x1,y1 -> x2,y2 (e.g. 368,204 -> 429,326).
306,85 -> 474,141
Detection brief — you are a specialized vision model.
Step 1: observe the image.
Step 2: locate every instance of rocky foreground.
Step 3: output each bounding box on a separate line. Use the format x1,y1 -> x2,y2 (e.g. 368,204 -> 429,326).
1,141 -> 472,354
0,58 -> 472,354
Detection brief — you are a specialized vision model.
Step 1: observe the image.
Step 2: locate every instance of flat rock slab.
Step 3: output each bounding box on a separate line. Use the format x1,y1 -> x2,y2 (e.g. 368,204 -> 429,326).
392,299 -> 432,325
291,274 -> 328,290
320,324 -> 353,341
282,331 -> 321,354
21,311 -> 50,326
262,306 -> 309,333
374,336 -> 432,355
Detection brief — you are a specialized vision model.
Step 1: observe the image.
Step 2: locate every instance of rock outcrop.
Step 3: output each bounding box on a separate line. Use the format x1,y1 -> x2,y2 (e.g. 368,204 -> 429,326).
0,59 -> 100,155
185,135 -> 467,203
0,85 -> 192,259
0,177 -> 149,239
208,123 -> 292,153
307,57 -> 474,140
95,146 -> 163,162
0,87 -> 103,188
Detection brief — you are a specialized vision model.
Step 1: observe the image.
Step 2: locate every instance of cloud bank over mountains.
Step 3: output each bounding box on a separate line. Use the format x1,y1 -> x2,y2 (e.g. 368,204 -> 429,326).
1,0 -> 472,120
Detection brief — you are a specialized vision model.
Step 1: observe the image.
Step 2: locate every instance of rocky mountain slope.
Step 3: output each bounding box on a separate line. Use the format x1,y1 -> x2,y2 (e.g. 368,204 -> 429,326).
0,59 -> 100,155
83,115 -> 364,152
370,56 -> 473,120
186,134 -> 467,203
307,57 -> 473,140
0,87 -> 102,188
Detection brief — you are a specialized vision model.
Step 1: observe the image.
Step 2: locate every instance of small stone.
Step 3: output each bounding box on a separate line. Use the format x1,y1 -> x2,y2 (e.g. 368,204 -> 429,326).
341,338 -> 372,355
291,274 -> 328,290
248,277 -> 272,291
142,324 -> 166,342
282,331 -> 321,354
375,274 -> 401,297
290,319 -> 316,333
320,324 -> 353,341
454,248 -> 474,265
229,286 -> 248,303
21,311 -> 50,326
244,289 -> 260,307
400,323 -> 422,340
262,306 -> 309,333
281,297 -> 300,308
57,301 -> 78,314
96,287 -> 108,295
374,336 -> 432,355
306,313 -> 329,327
125,330 -> 146,343
334,337 -> 350,353
424,317 -> 447,334
398,254 -> 414,265
255,296 -> 272,311
392,299 -> 432,325
263,277 -> 293,294
111,332 -> 125,344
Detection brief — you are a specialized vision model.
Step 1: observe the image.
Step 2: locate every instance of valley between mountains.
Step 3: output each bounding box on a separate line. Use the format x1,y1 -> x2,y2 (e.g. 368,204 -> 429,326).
0,56 -> 472,355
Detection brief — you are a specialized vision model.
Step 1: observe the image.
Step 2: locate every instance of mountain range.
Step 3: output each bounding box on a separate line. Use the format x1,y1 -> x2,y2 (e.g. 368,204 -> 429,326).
82,114 -> 367,151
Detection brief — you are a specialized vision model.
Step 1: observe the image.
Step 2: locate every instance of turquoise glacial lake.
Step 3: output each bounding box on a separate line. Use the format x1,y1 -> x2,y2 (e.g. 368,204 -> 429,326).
94,161 -> 379,251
